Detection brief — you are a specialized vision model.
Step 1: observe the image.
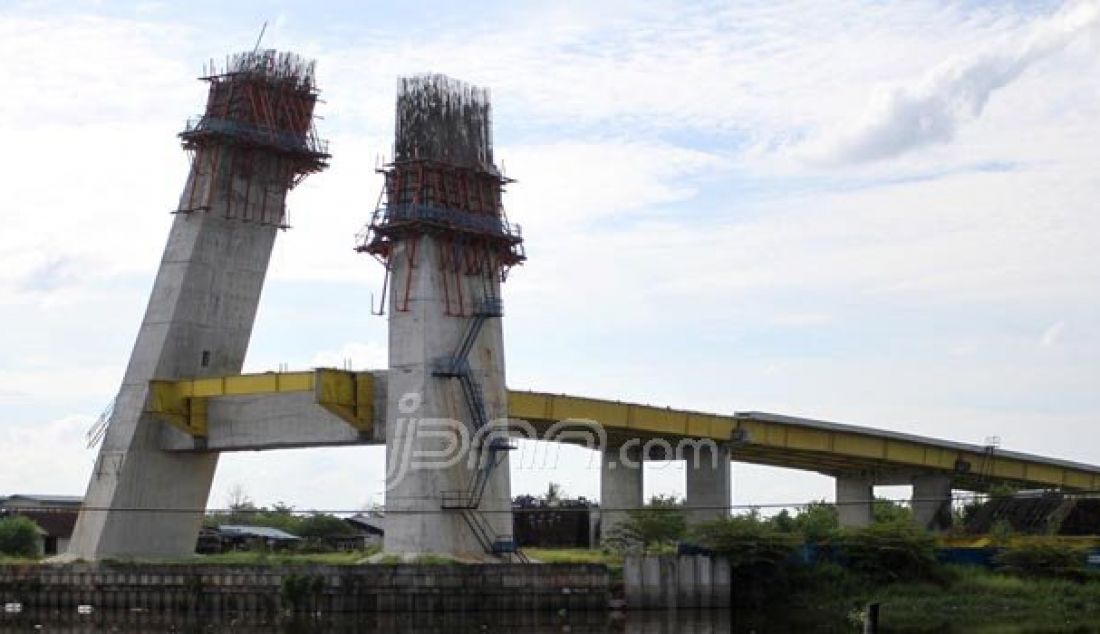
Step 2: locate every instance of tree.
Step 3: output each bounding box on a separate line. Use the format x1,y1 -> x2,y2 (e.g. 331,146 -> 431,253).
837,521 -> 939,582
0,515 -> 41,557
603,494 -> 686,552
691,513 -> 801,607
225,484 -> 255,511
297,514 -> 356,539
791,501 -> 839,541
771,509 -> 796,533
872,498 -> 912,525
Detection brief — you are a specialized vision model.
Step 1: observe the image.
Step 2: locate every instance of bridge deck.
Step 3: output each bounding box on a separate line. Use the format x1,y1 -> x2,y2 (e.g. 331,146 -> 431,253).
145,371 -> 1100,492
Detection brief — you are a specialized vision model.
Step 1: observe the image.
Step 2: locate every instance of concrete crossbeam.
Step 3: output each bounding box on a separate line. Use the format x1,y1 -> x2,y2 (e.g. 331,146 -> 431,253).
158,392 -> 378,452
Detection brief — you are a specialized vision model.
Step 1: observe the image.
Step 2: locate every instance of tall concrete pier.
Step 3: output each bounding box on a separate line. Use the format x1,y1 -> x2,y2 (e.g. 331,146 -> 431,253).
68,51 -> 328,559
359,75 -> 525,559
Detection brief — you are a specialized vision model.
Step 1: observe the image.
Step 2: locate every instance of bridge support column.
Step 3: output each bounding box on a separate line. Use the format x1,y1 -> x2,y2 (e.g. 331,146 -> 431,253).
912,474 -> 953,531
373,77 -> 519,560
836,476 -> 874,528
600,444 -> 643,544
684,442 -> 731,525
66,50 -> 328,560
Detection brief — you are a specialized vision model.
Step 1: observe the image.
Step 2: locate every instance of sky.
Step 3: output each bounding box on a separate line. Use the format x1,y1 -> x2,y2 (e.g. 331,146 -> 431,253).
0,0 -> 1097,513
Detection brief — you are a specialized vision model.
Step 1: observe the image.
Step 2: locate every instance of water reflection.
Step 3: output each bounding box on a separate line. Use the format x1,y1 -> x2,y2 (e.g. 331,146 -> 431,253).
5,610 -> 733,633
3,610 -> 1100,633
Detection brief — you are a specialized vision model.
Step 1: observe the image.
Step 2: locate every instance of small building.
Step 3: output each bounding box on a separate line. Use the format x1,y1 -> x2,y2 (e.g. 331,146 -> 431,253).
0,494 -> 83,555
0,494 -> 83,511
215,525 -> 300,551
513,495 -> 596,548
345,514 -> 385,549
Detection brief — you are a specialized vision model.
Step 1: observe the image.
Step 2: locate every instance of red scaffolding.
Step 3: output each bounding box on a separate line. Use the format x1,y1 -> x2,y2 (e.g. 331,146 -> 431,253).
357,75 -> 524,315
176,50 -> 330,227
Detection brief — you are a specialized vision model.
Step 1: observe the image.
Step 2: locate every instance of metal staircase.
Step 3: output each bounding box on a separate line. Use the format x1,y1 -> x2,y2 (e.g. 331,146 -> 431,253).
434,295 -> 527,561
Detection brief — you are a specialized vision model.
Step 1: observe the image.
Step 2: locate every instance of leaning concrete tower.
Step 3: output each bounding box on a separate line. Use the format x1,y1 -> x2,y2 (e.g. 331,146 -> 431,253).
358,75 -> 525,559
68,50 -> 328,559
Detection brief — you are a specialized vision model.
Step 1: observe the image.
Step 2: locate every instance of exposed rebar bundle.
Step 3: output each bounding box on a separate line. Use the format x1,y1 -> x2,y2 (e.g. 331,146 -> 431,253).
395,74 -> 494,170
211,49 -> 317,93
358,73 -> 523,317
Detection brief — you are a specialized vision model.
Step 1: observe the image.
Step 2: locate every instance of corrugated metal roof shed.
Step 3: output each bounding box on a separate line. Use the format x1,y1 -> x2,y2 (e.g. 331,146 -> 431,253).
217,525 -> 300,540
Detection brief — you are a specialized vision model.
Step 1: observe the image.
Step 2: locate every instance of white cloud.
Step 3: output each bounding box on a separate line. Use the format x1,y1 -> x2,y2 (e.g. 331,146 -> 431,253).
803,0 -> 1100,164
1040,320 -> 1066,348
309,341 -> 388,370
0,416 -> 95,495
0,366 -> 119,402
503,141 -> 726,230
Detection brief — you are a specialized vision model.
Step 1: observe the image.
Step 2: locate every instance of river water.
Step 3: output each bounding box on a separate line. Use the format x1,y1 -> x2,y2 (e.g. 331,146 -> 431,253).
2,610 -> 1099,633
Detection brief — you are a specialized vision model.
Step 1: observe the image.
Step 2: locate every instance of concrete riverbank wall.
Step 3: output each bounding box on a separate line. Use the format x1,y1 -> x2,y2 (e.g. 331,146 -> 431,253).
623,556 -> 732,609
0,563 -> 608,615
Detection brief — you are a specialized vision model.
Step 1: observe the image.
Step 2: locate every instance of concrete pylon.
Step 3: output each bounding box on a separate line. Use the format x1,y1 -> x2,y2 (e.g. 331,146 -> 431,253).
68,50 -> 327,559
600,444 -> 644,543
382,240 -> 512,557
912,473 -> 953,531
684,442 -> 731,525
359,75 -> 525,559
836,475 -> 874,528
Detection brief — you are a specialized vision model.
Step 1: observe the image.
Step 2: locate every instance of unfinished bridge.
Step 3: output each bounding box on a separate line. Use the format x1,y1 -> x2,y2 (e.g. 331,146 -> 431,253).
69,47 -> 1100,561
142,369 -> 1100,534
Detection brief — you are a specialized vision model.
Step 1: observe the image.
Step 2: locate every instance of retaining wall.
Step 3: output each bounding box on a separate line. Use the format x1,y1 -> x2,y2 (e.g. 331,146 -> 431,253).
0,563 -> 608,615
623,555 -> 731,609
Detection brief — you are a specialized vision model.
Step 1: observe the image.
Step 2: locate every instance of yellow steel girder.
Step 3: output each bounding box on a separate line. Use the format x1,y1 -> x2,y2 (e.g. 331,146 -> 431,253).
146,370 -> 373,437
143,372 -> 1100,492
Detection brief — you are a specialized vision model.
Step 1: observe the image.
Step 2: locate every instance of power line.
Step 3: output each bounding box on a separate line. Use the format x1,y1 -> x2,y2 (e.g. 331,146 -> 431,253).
5,490 -> 1083,516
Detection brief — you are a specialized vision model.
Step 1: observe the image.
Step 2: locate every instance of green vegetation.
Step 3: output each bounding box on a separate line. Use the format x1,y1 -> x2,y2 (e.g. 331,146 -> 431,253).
692,511 -> 800,574
771,500 -> 838,542
281,572 -> 324,609
201,486 -> 369,556
296,513 -> 357,539
993,537 -> 1088,580
690,511 -> 802,607
369,553 -> 456,565
602,494 -> 687,553
524,548 -> 622,565
160,548 -> 379,566
818,566 -> 1100,630
683,507 -> 1100,629
206,499 -> 354,538
872,497 -> 913,524
0,515 -> 41,557
836,520 -> 940,582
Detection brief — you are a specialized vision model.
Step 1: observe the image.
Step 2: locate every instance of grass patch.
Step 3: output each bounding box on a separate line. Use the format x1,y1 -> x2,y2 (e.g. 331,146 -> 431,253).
370,553 -> 458,565
804,565 -> 1100,631
524,548 -> 622,565
150,548 -> 379,566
